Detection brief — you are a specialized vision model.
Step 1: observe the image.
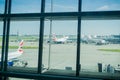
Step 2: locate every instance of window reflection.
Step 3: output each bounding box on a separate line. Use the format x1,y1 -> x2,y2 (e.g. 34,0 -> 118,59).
80,20 -> 120,74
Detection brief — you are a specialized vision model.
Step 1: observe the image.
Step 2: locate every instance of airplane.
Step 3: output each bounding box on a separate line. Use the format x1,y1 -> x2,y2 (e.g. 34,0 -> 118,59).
81,35 -> 108,45
0,40 -> 27,67
48,33 -> 69,44
7,40 -> 24,60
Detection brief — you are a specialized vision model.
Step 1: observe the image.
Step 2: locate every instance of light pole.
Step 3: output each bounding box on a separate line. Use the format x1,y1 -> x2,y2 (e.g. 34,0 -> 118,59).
48,0 -> 53,70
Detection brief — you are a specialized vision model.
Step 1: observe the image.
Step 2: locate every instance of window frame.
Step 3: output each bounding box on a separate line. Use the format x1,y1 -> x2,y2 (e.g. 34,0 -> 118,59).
0,0 -> 120,80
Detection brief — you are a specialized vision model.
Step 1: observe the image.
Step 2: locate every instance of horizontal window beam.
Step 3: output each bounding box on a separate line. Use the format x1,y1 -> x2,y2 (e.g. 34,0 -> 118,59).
0,71 -> 91,80
0,11 -> 120,21
0,71 -> 120,80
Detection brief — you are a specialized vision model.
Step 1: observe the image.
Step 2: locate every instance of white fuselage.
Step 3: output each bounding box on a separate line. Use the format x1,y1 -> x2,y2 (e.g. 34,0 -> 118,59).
53,36 -> 69,43
7,51 -> 22,60
0,51 -> 22,62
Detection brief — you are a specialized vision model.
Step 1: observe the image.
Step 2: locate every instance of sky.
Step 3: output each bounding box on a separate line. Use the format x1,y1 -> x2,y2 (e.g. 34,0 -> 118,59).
0,0 -> 120,36
82,0 -> 120,11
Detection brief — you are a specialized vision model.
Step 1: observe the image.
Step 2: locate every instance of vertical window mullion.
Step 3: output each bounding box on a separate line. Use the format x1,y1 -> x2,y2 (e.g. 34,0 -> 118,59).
1,0 -> 8,71
1,19 -> 6,71
76,0 -> 82,76
38,0 -> 45,74
4,0 -> 11,71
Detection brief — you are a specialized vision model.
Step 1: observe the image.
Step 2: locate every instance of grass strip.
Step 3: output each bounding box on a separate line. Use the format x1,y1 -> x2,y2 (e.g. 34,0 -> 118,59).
98,49 -> 120,52
0,46 -> 38,49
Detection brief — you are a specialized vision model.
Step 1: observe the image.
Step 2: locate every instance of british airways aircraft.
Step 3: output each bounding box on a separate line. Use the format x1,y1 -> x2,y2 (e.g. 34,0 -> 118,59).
7,40 -> 24,60
52,34 -> 69,44
0,40 -> 27,67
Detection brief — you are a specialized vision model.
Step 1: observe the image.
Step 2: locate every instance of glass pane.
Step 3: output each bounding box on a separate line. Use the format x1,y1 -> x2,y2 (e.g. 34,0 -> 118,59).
9,77 -> 31,80
0,0 -> 5,14
11,0 -> 41,13
82,0 -> 120,11
80,20 -> 120,74
8,21 -> 40,73
45,0 -> 78,12
43,20 -> 77,75
0,22 -> 3,68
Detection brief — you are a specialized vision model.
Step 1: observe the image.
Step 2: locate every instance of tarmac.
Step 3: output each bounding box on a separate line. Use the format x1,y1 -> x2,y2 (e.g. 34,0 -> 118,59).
9,43 -> 120,71
0,42 -> 120,80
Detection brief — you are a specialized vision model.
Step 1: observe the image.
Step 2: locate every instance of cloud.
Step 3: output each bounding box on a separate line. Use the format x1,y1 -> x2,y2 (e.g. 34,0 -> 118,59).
46,3 -> 77,12
54,4 -> 76,10
97,5 -> 109,11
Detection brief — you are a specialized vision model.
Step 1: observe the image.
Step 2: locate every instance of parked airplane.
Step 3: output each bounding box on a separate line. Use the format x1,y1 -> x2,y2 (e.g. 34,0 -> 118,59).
48,34 -> 69,44
0,40 -> 27,67
81,35 -> 108,45
7,40 -> 24,60
52,34 -> 69,44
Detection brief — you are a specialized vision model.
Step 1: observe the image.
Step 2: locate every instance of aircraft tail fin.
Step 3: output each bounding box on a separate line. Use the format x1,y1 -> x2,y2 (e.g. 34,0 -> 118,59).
52,33 -> 57,41
17,40 -> 24,54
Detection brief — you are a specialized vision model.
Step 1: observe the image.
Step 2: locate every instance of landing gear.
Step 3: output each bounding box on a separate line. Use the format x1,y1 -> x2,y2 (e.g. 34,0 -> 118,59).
12,59 -> 28,67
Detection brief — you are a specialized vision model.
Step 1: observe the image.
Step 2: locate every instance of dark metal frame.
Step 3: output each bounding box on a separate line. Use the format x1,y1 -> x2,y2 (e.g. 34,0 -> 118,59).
38,0 -> 45,74
76,0 -> 82,76
0,0 -> 120,80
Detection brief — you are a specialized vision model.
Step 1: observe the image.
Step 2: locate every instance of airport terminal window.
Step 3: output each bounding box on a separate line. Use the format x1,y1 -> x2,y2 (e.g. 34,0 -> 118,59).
45,0 -> 78,12
0,0 -> 5,14
81,20 -> 120,73
43,20 -> 77,72
0,22 -> 3,68
82,0 -> 120,11
9,77 -> 31,80
11,0 -> 41,13
0,0 -> 120,80
7,21 -> 40,73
